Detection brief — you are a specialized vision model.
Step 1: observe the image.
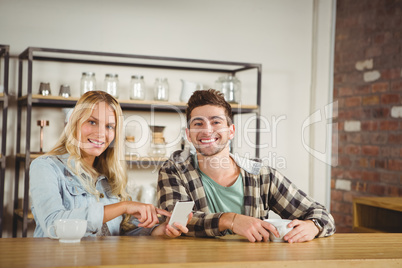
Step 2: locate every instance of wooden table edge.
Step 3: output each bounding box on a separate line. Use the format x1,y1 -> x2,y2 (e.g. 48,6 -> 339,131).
53,259 -> 402,268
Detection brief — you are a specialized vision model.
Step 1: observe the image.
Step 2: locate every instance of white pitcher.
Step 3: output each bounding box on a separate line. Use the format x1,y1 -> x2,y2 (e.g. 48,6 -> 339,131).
180,79 -> 203,102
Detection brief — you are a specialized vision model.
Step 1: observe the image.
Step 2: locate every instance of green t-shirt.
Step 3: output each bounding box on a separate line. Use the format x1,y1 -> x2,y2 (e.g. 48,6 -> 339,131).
194,155 -> 245,214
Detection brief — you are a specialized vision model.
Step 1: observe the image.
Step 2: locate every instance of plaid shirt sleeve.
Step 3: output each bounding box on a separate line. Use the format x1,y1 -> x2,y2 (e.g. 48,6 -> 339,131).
157,151 -> 226,237
254,165 -> 336,237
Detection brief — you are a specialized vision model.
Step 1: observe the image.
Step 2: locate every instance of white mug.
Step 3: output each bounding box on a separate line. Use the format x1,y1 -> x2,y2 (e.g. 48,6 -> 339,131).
47,219 -> 87,243
264,219 -> 293,242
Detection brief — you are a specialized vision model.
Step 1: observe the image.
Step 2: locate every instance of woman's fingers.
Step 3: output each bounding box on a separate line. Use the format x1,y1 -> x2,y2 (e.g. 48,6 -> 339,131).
136,204 -> 159,228
156,208 -> 172,217
142,206 -> 154,227
126,202 -> 173,229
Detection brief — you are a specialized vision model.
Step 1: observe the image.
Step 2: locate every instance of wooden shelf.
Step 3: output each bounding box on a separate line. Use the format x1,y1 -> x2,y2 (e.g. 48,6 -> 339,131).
353,226 -> 387,233
125,155 -> 168,161
16,153 -> 43,161
353,197 -> 402,233
14,209 -> 34,222
17,153 -> 168,166
353,197 -> 402,212
25,94 -> 79,101
125,155 -> 168,166
18,94 -> 259,113
18,94 -> 79,108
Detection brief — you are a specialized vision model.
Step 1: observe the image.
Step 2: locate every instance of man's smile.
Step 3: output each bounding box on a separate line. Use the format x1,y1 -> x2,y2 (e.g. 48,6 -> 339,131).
199,137 -> 218,144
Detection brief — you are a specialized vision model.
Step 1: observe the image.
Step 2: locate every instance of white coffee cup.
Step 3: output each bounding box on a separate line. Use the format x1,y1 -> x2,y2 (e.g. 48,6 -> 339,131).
264,219 -> 293,242
47,219 -> 87,243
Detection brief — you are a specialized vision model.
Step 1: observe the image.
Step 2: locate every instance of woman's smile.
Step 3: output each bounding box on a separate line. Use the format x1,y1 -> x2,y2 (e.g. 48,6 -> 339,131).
88,138 -> 105,147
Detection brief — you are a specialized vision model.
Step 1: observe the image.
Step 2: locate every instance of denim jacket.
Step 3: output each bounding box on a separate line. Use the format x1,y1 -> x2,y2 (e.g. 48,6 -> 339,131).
30,153 -> 152,237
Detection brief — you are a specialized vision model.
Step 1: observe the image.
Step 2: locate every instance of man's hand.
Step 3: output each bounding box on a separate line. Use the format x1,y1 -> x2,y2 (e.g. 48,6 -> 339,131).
283,219 -> 319,243
219,213 -> 279,243
152,213 -> 193,237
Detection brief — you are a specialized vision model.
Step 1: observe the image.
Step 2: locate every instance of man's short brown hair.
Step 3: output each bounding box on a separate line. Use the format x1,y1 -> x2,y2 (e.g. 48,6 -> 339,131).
186,89 -> 233,127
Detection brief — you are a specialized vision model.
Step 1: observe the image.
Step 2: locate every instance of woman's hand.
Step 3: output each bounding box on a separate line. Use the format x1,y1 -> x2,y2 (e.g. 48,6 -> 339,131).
152,213 -> 193,238
104,201 -> 171,228
124,201 -> 171,228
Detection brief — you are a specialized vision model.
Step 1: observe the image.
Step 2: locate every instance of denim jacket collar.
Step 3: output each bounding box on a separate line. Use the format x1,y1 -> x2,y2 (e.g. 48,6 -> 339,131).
55,153 -> 107,184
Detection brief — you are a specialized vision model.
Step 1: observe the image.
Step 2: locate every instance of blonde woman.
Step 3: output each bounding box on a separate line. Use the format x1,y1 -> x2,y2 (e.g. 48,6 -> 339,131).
30,91 -> 187,237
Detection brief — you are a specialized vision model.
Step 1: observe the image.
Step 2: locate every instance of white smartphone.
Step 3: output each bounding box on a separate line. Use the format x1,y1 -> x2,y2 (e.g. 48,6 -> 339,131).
168,201 -> 194,229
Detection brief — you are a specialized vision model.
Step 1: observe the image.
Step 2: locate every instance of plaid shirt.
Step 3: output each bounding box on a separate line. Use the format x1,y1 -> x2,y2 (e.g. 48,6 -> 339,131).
157,150 -> 336,238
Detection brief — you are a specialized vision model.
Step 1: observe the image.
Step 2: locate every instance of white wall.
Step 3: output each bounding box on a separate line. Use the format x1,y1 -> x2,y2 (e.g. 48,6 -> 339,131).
0,0 -> 335,237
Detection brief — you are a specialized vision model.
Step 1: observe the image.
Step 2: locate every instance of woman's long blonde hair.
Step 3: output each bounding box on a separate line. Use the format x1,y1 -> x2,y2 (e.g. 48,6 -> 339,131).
48,91 -> 133,230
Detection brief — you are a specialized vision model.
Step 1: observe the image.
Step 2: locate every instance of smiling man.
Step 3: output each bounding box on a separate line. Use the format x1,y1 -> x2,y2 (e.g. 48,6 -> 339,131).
157,89 -> 336,243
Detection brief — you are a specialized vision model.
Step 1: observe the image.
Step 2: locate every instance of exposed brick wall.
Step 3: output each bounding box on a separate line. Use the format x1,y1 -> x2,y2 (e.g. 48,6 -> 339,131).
332,0 -> 402,233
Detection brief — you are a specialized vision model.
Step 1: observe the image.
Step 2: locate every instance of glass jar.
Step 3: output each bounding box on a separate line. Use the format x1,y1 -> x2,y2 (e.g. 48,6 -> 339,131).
80,72 -> 96,95
215,75 -> 241,103
154,78 -> 169,101
130,75 -> 146,100
148,143 -> 167,157
104,73 -> 119,98
148,125 -> 167,157
125,125 -> 136,153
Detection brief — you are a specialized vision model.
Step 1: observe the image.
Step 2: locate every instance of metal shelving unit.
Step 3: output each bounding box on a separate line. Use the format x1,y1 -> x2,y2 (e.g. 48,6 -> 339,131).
0,44 -> 10,238
13,47 -> 262,237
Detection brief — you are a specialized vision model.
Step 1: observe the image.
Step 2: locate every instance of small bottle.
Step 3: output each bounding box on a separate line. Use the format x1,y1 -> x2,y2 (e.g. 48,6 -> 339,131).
80,72 -> 96,95
104,73 -> 119,98
130,75 -> 146,100
154,78 -> 169,101
180,127 -> 190,151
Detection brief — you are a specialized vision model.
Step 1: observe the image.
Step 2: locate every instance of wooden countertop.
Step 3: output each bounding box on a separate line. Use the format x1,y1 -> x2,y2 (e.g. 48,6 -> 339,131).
1,233 -> 401,267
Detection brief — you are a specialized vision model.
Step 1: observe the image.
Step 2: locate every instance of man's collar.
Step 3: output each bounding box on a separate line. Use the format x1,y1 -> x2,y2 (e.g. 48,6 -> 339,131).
171,149 -> 262,175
